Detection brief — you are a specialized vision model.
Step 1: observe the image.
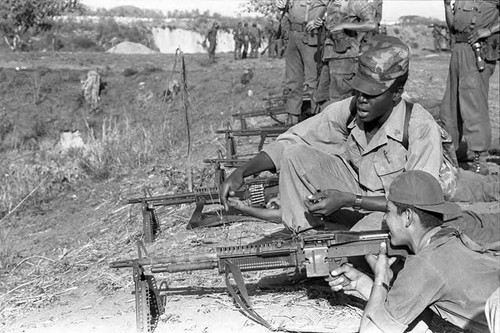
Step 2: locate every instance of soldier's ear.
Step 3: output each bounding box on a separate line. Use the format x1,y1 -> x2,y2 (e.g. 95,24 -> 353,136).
392,87 -> 404,104
404,209 -> 413,228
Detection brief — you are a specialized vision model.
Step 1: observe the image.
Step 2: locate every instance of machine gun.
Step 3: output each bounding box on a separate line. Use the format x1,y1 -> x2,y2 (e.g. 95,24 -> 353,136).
110,229 -> 409,333
124,176 -> 279,242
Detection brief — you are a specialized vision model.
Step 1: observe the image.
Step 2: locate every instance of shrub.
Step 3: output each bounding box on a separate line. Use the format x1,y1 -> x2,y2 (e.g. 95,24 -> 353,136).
122,67 -> 139,77
71,35 -> 99,51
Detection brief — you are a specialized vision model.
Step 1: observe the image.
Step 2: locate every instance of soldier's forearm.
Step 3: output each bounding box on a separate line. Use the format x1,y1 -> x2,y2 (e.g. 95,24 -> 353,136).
338,21 -> 379,33
443,2 -> 454,29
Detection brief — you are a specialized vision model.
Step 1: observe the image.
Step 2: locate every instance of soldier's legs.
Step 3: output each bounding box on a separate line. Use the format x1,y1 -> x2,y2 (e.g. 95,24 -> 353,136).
440,44 -> 494,153
284,32 -> 306,116
301,42 -> 318,93
242,41 -> 249,59
279,144 -> 364,232
451,170 -> 500,202
443,210 -> 500,246
440,46 -> 461,150
312,62 -> 330,110
457,45 -> 494,152
328,58 -> 356,102
234,41 -> 242,59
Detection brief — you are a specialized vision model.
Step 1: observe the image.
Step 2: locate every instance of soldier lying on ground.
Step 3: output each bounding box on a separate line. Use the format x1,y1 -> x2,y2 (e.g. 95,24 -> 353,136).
328,170 -> 500,333
220,34 -> 499,238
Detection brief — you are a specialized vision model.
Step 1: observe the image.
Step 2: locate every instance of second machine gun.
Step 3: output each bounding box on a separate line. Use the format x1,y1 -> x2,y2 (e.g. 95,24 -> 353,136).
124,176 -> 279,242
111,229 -> 409,333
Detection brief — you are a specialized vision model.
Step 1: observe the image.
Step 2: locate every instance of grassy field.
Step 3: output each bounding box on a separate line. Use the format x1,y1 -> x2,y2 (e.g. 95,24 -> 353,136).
0,26 -> 498,333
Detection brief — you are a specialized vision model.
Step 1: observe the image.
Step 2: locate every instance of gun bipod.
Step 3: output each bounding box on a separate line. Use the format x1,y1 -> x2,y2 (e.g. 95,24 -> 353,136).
131,241 -> 165,333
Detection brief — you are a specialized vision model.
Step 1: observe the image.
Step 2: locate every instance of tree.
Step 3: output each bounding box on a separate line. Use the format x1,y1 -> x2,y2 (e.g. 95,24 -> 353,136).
0,0 -> 80,51
242,0 -> 279,18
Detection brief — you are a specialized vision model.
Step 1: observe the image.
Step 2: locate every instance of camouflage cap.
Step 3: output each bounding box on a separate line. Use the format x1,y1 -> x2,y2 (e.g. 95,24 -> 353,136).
350,35 -> 410,96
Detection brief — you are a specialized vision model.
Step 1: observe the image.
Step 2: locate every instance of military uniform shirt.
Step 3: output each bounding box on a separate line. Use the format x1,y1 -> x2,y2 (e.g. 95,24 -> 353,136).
309,0 -> 382,59
262,97 -> 443,195
287,0 -> 313,24
452,0 -> 499,33
369,227 -> 500,333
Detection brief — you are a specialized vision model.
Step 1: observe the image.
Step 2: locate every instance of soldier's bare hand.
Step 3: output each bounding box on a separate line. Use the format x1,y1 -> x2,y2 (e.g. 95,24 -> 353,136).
306,18 -> 324,32
365,242 -> 397,286
220,170 -> 244,211
276,0 -> 287,10
227,197 -> 251,210
304,189 -> 354,216
468,28 -> 492,44
327,263 -> 369,293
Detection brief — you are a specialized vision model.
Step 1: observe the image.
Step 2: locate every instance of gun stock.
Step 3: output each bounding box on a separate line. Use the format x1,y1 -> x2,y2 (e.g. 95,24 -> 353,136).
111,230 -> 409,332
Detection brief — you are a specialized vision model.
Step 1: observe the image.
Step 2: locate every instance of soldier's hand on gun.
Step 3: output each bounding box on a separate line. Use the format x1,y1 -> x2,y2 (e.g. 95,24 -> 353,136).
306,18 -> 324,32
227,197 -> 251,211
328,263 -> 369,293
220,170 -> 244,211
304,189 -> 353,216
276,0 -> 287,9
468,28 -> 492,45
365,242 -> 397,287
266,197 -> 281,209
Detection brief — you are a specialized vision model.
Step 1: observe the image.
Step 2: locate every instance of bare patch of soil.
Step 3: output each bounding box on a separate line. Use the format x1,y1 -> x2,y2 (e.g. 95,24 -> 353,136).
0,43 -> 498,333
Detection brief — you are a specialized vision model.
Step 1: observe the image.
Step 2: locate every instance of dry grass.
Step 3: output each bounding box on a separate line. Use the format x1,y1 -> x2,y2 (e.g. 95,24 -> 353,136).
0,28 -> 497,332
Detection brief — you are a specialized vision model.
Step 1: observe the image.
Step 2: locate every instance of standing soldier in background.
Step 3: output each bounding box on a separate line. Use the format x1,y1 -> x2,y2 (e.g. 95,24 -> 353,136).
264,18 -> 279,58
265,14 -> 287,58
205,22 -> 219,62
241,22 -> 251,59
430,23 -> 450,52
277,0 -> 321,125
439,0 -> 499,175
307,0 -> 383,111
249,22 -> 262,58
233,22 -> 244,60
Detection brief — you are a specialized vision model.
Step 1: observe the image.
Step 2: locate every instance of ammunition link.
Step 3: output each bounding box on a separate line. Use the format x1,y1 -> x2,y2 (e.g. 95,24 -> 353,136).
248,184 -> 265,206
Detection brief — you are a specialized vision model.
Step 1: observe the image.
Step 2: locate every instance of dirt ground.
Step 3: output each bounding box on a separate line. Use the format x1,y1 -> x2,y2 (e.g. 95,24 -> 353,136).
0,44 -> 499,333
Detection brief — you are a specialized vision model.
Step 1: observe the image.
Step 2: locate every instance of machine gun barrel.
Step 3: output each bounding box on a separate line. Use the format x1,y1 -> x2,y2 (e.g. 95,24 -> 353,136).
124,190 -> 220,206
109,252 -> 219,269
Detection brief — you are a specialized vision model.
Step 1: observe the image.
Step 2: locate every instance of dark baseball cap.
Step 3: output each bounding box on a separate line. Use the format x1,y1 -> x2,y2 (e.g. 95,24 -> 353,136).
350,35 -> 410,96
387,170 -> 461,216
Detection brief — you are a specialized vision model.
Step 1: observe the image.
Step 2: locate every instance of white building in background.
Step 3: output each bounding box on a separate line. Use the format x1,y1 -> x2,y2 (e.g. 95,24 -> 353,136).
151,27 -> 235,54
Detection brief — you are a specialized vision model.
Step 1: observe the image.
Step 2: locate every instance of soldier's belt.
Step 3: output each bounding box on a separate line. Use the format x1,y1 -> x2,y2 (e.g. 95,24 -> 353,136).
454,32 -> 470,43
290,22 -> 306,32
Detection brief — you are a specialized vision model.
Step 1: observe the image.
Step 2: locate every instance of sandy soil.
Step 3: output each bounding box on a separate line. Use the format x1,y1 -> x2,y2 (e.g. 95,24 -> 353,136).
0,46 -> 498,333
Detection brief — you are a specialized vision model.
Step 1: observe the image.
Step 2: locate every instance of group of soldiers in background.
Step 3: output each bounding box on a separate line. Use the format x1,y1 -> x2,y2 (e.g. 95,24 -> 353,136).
233,21 -> 264,59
